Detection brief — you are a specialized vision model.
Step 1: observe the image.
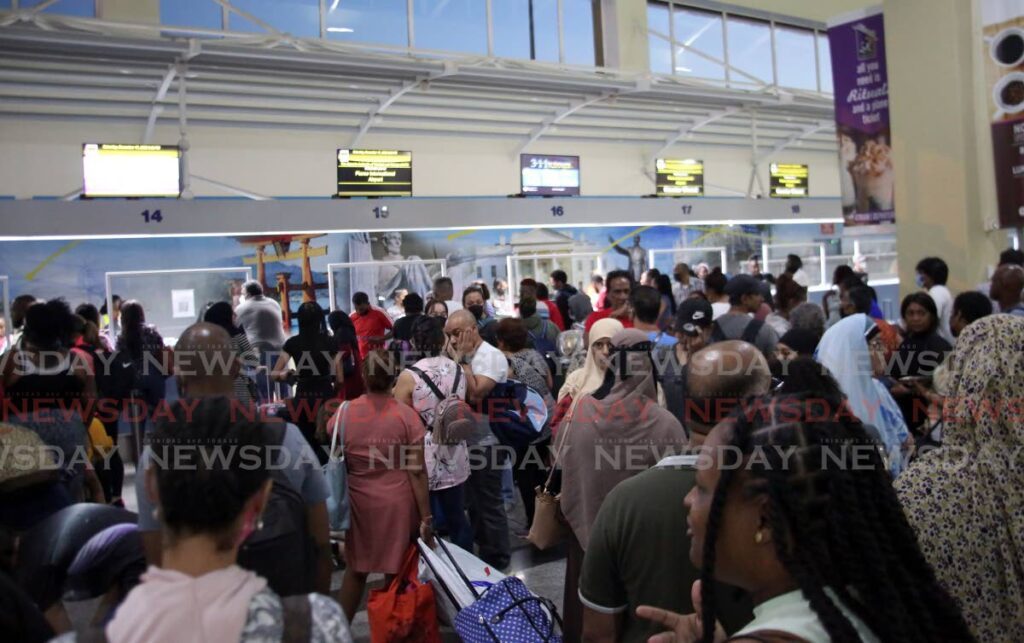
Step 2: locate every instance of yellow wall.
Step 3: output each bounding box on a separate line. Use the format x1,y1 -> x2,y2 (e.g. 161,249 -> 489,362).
885,0 -> 1004,293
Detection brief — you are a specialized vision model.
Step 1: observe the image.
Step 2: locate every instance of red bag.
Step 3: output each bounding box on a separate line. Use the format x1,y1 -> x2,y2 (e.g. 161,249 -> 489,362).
367,545 -> 442,643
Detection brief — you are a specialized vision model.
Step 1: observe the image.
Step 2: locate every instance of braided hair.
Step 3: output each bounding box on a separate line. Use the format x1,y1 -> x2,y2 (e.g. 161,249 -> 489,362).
698,392 -> 974,643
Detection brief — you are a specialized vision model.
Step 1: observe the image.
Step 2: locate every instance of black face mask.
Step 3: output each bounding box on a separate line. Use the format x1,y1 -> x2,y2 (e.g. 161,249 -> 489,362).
468,305 -> 485,321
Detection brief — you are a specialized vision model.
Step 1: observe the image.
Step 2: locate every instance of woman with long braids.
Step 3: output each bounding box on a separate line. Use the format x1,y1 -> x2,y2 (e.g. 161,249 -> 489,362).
638,392 -> 974,643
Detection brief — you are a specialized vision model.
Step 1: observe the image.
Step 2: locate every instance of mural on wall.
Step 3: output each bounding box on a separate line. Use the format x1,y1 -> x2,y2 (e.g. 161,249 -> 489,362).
0,222 -> 857,332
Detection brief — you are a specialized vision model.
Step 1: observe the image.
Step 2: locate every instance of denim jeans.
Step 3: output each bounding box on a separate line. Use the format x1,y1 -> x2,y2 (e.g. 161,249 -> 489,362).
430,483 -> 474,552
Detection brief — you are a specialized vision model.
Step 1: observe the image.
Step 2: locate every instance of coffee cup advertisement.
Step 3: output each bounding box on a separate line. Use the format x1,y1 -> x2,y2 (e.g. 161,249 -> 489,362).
827,8 -> 894,226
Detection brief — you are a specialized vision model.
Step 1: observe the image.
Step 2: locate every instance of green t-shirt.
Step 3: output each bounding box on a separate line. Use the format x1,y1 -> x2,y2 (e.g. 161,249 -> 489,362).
579,457 -> 753,643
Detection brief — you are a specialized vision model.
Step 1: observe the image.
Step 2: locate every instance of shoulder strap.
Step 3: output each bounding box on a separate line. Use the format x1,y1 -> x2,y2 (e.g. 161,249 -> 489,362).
280,595 -> 313,643
741,319 -> 765,345
330,401 -> 350,456
710,320 -> 727,344
451,362 -> 462,396
407,365 -> 446,401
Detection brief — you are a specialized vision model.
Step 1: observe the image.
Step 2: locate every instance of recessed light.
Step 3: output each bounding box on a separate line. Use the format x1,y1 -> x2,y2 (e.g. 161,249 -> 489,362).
327,27 -> 354,33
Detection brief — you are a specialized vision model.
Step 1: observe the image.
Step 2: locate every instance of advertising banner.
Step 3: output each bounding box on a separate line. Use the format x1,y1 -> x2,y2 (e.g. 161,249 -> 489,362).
827,8 -> 895,226
982,1 -> 1024,228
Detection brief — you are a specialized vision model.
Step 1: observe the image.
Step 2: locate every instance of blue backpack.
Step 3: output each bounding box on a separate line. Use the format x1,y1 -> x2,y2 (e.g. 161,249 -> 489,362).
528,320 -> 558,375
482,379 -> 549,452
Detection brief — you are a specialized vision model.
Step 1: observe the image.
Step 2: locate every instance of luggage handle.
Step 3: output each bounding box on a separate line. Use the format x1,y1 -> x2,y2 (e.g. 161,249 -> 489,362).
436,537 -> 481,600
479,591 -> 562,642
416,540 -> 463,614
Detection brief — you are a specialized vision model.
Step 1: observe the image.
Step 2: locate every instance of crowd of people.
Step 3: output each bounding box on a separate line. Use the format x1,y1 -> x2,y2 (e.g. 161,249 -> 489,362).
1,248 -> 1023,642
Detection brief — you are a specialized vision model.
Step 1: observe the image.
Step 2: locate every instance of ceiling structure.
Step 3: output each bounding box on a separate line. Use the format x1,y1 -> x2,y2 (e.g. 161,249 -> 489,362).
0,7 -> 839,201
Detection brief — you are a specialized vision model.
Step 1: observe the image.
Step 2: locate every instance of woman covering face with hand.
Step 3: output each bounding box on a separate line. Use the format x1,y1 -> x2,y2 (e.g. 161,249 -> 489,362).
637,393 -> 973,643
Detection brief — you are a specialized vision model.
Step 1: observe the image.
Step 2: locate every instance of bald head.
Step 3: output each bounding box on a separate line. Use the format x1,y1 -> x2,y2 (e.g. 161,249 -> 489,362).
990,264 -> 1024,309
174,322 -> 239,396
446,309 -> 476,331
684,341 -> 771,442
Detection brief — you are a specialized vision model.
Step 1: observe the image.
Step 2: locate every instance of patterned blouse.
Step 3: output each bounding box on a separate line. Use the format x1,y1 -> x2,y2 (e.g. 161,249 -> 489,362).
408,355 -> 470,492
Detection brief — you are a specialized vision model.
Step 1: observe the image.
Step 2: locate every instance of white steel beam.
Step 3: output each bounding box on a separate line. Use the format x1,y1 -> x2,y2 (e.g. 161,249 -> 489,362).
349,62 -> 458,148
212,0 -> 285,39
517,90 -> 615,155
650,106 -> 740,161
142,64 -> 178,143
191,175 -> 270,200
753,120 -> 831,164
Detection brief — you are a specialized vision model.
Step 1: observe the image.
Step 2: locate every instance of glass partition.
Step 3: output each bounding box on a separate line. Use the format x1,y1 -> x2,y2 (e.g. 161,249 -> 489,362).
506,252 -> 603,301
327,259 -> 447,314
853,237 -> 898,282
648,247 -> 728,277
105,268 -> 253,345
0,276 -> 9,353
763,242 -> 827,287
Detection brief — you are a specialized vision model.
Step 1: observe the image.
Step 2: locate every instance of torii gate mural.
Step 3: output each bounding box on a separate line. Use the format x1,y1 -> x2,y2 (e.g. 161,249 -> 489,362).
237,234 -> 328,328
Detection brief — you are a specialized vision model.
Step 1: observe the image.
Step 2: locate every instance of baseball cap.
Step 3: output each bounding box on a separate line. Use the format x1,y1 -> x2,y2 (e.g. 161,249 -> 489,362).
724,274 -> 762,298
676,299 -> 714,336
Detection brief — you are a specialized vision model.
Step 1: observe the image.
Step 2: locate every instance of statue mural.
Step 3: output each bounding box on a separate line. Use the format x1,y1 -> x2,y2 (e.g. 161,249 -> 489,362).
375,231 -> 436,304
608,234 -> 648,281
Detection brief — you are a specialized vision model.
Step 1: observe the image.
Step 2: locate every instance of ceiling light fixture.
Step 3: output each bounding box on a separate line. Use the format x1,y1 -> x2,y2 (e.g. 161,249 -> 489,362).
327,27 -> 354,33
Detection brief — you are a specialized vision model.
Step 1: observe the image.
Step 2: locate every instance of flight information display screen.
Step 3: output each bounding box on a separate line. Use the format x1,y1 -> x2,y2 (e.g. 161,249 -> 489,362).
769,163 -> 809,198
520,154 -> 580,196
82,143 -> 181,198
655,158 -> 704,196
336,149 -> 412,197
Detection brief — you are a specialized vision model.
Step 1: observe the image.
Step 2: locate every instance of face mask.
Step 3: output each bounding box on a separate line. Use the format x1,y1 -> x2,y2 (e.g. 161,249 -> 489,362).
468,305 -> 485,321
915,274 -> 926,288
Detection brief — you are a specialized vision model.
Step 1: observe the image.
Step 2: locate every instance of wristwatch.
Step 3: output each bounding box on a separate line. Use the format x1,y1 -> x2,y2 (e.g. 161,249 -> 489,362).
459,355 -> 472,366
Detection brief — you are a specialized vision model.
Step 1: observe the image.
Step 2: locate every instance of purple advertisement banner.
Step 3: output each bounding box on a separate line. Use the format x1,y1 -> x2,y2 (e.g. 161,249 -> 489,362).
828,9 -> 895,226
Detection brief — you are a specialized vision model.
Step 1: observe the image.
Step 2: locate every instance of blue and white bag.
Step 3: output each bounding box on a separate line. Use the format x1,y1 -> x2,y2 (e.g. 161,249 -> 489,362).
454,574 -> 562,643
324,401 -> 350,531
424,538 -> 561,642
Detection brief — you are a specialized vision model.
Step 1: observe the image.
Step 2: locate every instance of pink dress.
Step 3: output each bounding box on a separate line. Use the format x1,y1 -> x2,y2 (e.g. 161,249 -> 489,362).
333,394 -> 425,574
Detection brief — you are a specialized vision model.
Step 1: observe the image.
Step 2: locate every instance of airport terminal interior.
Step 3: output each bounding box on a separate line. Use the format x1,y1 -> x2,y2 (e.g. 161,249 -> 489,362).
1,0 -> 1022,642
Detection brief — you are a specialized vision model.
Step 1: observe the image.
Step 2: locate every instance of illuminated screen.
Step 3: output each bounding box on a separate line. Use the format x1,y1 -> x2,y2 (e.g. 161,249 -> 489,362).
769,163 -> 809,198
336,149 -> 412,197
655,158 -> 704,196
82,143 -> 181,198
520,154 -> 580,196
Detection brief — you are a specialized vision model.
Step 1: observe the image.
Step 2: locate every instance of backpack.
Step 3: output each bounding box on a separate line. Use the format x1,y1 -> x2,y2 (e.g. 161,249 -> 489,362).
482,379 -> 550,452
527,320 -> 558,375
710,318 -> 764,346
104,349 -> 141,402
649,331 -> 680,387
407,365 -> 475,445
237,423 -> 317,597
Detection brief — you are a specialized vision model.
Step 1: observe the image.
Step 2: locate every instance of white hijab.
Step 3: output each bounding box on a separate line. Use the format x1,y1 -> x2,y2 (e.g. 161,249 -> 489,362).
815,314 -> 909,475
558,317 -> 624,407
